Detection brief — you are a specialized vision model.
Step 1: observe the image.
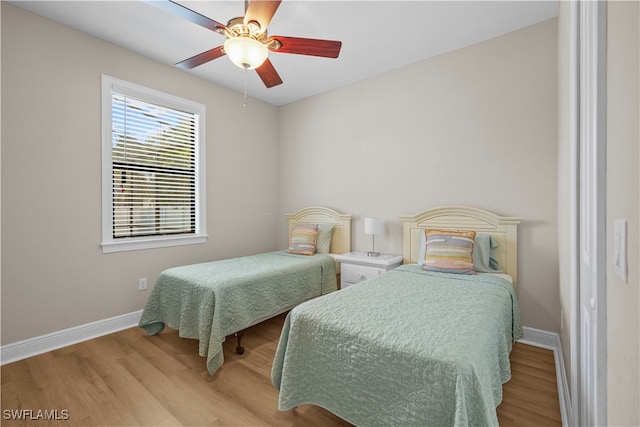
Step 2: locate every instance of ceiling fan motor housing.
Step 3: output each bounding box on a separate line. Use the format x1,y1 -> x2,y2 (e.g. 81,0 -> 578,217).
226,17 -> 265,40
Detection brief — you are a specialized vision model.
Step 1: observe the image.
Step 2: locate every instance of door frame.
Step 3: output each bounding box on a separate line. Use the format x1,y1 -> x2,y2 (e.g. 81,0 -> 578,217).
570,1 -> 608,425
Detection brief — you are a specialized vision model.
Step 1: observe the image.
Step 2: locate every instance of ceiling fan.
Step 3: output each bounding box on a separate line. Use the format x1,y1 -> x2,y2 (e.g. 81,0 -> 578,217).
147,0 -> 343,88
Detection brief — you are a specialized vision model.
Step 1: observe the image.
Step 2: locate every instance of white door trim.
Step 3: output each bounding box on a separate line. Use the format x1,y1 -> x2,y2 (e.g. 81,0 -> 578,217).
568,1 -> 581,422
572,1 -> 608,425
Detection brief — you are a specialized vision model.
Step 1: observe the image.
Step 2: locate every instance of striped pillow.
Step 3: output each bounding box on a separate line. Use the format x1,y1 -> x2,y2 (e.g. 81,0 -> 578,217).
288,224 -> 319,255
422,229 -> 476,274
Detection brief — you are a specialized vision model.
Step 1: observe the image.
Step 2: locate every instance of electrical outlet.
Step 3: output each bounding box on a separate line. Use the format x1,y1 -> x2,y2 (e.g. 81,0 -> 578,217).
138,277 -> 148,291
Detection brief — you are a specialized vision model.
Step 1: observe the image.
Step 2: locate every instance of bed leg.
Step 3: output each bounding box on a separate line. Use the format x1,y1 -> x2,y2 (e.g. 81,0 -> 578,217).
235,332 -> 245,355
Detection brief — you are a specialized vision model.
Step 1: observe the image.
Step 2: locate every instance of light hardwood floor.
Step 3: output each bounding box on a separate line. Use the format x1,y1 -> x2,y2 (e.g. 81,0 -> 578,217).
1,313 -> 562,426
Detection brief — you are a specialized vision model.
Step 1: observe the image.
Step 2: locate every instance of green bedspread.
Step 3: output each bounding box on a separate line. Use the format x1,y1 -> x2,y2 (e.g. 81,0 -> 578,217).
139,250 -> 336,375
271,264 -> 523,426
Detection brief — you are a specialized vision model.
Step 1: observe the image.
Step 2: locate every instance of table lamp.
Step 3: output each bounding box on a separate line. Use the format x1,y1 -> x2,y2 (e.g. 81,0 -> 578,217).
364,218 -> 384,257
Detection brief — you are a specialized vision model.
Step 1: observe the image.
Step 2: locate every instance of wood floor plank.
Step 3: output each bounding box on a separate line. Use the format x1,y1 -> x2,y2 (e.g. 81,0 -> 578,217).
2,315 -> 561,426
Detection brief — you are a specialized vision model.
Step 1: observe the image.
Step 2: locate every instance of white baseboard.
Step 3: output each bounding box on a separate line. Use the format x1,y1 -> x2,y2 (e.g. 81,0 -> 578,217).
519,326 -> 573,427
0,310 -> 143,366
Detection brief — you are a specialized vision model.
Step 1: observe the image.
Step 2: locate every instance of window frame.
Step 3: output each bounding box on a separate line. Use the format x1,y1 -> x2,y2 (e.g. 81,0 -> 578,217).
101,75 -> 207,253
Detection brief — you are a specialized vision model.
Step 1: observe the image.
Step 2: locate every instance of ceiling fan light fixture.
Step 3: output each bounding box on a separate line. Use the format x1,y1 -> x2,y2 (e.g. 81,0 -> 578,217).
224,36 -> 268,70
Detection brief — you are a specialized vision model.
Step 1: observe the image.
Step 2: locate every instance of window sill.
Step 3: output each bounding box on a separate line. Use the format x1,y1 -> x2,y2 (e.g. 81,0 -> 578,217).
101,234 -> 208,253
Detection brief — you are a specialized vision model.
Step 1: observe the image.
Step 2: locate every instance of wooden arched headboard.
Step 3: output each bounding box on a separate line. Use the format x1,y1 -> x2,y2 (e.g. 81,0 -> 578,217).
399,206 -> 521,288
286,207 -> 352,254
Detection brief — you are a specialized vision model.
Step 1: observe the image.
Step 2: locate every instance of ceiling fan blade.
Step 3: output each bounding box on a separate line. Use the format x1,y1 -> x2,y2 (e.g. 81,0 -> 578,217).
255,58 -> 283,88
269,36 -> 342,58
144,0 -> 227,33
175,46 -> 226,69
244,0 -> 282,31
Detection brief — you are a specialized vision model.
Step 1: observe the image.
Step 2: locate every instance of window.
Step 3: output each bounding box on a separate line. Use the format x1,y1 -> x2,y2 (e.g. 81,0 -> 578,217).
101,75 -> 206,253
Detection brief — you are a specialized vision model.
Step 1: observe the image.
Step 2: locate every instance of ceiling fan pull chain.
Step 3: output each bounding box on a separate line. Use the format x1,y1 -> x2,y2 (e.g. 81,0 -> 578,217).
243,66 -> 248,108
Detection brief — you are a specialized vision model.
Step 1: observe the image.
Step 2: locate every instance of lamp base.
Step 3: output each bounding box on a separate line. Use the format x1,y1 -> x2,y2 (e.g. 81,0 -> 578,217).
367,251 -> 381,257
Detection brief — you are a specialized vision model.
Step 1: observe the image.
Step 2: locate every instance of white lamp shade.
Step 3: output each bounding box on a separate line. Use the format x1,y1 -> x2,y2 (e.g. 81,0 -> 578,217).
364,218 -> 384,235
224,37 -> 268,70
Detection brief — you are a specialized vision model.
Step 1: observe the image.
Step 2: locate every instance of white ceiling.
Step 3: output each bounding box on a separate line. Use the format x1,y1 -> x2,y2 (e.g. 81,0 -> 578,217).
10,0 -> 558,106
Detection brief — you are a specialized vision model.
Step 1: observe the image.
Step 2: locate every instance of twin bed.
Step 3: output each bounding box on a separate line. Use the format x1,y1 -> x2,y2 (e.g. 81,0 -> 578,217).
139,205 -> 522,426
271,206 -> 523,426
138,206 -> 351,375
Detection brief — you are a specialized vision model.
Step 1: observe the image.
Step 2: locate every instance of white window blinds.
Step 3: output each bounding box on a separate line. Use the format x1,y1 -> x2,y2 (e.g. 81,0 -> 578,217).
101,75 -> 206,253
111,93 -> 197,239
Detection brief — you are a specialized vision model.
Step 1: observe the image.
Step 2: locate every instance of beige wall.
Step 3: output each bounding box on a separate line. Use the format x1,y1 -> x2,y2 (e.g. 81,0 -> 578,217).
1,3 -> 280,344
277,19 -> 559,332
606,1 -> 640,425
2,6 -> 560,342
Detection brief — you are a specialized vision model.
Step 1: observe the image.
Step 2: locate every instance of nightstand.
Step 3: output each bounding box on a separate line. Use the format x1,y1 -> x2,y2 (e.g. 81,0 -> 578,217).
335,252 -> 403,289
